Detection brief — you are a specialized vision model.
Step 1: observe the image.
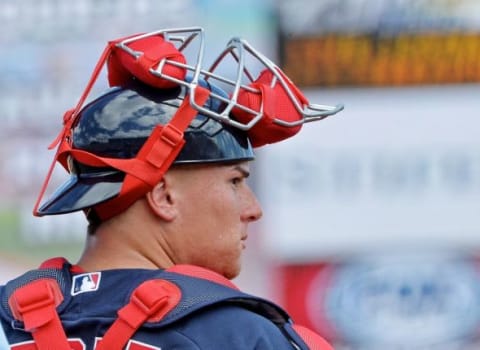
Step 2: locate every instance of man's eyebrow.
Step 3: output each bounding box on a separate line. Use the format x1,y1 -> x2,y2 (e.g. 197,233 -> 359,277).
233,165 -> 250,178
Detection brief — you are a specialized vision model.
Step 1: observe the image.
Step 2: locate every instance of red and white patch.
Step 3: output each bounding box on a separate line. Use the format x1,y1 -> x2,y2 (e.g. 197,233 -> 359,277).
71,272 -> 102,296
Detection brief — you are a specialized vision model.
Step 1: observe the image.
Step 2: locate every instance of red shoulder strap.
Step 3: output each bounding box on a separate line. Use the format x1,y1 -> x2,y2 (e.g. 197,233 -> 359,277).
7,272 -> 182,350
95,279 -> 181,350
8,279 -> 70,350
95,265 -> 233,350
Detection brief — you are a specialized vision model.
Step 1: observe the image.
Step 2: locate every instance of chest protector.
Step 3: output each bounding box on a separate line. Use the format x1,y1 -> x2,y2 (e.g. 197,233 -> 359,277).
0,262 -> 332,350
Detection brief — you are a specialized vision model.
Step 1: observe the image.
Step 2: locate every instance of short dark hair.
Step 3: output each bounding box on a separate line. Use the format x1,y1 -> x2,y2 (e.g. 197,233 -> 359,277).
86,210 -> 102,235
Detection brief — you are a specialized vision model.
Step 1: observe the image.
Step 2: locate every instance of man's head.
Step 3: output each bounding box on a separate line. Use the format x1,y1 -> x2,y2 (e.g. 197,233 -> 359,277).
34,27 -> 343,232
36,79 -> 255,223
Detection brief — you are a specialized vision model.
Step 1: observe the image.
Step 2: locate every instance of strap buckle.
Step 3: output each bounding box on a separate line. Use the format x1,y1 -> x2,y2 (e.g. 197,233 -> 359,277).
160,124 -> 183,148
14,284 -> 56,317
9,279 -> 63,328
8,279 -> 71,350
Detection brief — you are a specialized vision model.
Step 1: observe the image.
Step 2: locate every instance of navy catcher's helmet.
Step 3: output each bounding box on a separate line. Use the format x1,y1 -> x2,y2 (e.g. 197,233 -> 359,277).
34,27 -> 343,221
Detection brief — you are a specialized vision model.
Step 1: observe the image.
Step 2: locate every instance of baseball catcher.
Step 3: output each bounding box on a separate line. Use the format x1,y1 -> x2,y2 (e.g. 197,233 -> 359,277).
0,27 -> 343,349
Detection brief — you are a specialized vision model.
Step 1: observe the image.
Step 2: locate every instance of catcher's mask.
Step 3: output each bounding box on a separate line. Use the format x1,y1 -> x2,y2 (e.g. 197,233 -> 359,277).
34,27 -> 344,221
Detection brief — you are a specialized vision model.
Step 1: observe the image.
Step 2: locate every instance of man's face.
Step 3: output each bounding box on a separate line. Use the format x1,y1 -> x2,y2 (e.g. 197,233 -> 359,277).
163,161 -> 263,279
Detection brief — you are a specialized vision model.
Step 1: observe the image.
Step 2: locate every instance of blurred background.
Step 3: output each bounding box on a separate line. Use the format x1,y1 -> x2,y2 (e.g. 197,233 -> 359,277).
1,0 -> 480,349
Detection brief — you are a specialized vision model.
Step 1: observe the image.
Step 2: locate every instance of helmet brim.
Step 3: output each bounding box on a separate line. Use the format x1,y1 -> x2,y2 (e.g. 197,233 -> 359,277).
37,172 -> 124,216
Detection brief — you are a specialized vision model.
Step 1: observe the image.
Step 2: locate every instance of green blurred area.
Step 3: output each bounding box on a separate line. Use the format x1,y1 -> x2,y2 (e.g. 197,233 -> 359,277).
0,209 -> 82,266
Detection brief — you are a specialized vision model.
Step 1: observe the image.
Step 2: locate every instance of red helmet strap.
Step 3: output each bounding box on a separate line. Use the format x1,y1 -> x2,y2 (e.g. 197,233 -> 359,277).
92,87 -> 210,220
37,86 -> 209,220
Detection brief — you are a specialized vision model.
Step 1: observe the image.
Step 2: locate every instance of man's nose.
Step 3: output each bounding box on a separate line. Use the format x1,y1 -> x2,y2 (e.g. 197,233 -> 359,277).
243,189 -> 263,222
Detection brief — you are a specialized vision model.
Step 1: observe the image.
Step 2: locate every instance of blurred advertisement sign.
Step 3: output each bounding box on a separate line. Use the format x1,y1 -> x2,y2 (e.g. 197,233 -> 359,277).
257,85 -> 480,260
278,253 -> 480,349
276,0 -> 480,86
261,83 -> 480,349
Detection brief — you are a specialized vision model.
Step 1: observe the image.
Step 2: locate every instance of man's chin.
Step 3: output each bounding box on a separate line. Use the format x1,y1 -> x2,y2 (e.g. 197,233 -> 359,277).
223,265 -> 241,280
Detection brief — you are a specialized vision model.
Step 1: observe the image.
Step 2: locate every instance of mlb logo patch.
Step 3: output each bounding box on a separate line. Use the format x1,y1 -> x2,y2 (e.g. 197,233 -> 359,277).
71,272 -> 102,296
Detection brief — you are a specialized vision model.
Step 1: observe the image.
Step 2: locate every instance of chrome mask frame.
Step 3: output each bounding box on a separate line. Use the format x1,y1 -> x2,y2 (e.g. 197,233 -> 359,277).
116,27 -> 344,132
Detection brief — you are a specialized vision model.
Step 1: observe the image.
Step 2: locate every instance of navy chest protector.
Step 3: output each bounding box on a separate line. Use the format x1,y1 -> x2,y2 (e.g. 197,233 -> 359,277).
0,263 -> 332,350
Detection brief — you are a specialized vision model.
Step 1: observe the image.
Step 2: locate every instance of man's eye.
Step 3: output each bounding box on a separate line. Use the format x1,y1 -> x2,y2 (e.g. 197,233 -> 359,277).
231,177 -> 242,185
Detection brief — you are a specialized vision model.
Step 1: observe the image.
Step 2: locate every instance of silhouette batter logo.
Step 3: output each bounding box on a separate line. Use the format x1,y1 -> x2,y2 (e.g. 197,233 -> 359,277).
71,272 -> 102,295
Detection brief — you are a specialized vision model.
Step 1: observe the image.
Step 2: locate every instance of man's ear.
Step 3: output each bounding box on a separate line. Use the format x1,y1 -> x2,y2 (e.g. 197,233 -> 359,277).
146,180 -> 177,221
